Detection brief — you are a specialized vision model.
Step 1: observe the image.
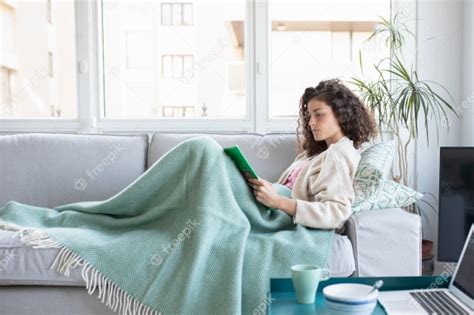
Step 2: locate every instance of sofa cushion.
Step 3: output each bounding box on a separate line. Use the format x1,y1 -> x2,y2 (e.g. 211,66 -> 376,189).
148,132 -> 298,183
353,179 -> 423,211
0,229 -> 84,286
0,230 -> 354,286
325,234 -> 355,277
353,141 -> 394,212
0,133 -> 148,208
0,286 -> 116,315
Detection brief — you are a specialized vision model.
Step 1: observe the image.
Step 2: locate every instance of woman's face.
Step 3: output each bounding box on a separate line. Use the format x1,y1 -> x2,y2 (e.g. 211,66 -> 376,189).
307,98 -> 343,143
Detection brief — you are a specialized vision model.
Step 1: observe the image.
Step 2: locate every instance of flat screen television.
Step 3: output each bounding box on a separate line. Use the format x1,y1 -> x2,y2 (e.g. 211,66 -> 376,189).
438,147 -> 474,262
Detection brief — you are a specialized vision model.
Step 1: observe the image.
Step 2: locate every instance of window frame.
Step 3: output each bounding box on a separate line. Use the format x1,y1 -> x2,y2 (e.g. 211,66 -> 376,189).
0,0 -> 395,134
47,0 -> 52,24
48,52 -> 54,77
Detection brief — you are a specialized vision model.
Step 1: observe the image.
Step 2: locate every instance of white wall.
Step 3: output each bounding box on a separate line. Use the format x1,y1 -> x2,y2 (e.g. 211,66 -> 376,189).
414,0 -> 465,262
462,0 -> 474,146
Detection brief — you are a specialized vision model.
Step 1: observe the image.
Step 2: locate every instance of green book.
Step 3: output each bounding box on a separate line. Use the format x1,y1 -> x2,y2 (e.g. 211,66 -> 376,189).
224,145 -> 259,179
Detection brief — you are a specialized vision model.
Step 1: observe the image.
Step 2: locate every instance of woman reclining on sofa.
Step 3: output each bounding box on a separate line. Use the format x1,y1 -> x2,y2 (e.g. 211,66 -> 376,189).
247,79 -> 378,234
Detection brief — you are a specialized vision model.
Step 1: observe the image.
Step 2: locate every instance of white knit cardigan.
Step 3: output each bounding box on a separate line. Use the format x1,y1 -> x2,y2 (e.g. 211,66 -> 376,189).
276,135 -> 361,234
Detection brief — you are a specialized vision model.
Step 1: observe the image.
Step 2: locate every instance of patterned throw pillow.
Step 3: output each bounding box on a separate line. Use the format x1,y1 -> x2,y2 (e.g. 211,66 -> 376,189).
352,140 -> 423,212
352,141 -> 394,206
352,179 -> 423,211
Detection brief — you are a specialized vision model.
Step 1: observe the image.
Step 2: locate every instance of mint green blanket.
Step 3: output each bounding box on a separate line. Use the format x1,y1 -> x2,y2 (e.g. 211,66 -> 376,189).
0,136 -> 335,315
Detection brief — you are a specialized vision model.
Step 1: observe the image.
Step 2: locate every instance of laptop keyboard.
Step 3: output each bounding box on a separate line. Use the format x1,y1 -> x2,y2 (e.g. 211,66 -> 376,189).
409,290 -> 471,315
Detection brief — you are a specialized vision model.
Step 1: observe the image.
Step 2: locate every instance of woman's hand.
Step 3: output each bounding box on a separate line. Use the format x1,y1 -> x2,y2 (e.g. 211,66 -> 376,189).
245,175 -> 282,209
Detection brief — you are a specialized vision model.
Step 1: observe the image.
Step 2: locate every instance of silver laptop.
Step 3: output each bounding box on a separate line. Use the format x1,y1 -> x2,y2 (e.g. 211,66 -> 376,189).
378,224 -> 474,315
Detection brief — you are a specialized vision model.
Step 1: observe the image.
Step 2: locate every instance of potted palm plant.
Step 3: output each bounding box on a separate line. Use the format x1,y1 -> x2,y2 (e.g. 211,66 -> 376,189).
350,13 -> 460,274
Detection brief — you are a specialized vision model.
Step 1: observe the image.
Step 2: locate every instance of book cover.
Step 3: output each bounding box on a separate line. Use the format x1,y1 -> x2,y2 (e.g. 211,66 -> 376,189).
223,145 -> 259,179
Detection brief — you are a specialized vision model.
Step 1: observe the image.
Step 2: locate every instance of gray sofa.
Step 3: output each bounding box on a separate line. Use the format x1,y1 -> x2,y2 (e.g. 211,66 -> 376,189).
0,132 -> 422,315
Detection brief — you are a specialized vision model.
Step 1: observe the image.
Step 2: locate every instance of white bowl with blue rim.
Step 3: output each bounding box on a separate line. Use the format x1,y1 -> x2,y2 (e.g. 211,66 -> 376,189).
323,283 -> 378,315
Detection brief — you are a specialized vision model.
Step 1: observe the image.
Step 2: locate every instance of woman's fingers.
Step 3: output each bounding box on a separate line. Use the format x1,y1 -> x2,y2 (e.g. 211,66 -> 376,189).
254,187 -> 268,195
247,178 -> 264,186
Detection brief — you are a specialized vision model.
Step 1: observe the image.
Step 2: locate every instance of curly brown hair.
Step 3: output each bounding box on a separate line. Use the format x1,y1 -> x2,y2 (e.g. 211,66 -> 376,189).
296,79 -> 378,157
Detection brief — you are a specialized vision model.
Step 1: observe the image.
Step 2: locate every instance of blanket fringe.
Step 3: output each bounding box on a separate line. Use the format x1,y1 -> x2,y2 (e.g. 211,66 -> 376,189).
0,220 -> 161,315
0,220 -> 63,249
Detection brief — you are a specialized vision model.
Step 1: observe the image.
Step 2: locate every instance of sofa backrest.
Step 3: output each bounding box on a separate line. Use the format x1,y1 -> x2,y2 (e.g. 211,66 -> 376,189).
0,133 -> 148,208
0,132 -> 299,208
148,132 -> 298,183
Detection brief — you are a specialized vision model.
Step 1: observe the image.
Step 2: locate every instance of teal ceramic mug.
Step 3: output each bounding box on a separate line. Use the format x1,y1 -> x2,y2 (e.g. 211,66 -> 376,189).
291,264 -> 331,304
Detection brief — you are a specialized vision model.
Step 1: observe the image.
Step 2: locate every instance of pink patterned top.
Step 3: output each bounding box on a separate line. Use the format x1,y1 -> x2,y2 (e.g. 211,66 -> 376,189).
282,159 -> 311,190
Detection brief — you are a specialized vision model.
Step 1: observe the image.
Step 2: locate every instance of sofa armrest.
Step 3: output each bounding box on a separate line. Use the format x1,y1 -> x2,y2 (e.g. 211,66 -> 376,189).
344,208 -> 422,277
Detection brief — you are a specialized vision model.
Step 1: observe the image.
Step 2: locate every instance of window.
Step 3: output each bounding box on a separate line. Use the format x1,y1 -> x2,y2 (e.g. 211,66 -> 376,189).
0,0 -> 77,118
162,106 -> 195,117
161,3 -> 193,26
227,62 -> 244,94
49,104 -> 62,117
269,0 -> 390,118
102,0 -> 246,118
125,32 -> 153,69
161,55 -> 194,79
0,0 -> 393,131
0,67 -> 13,117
